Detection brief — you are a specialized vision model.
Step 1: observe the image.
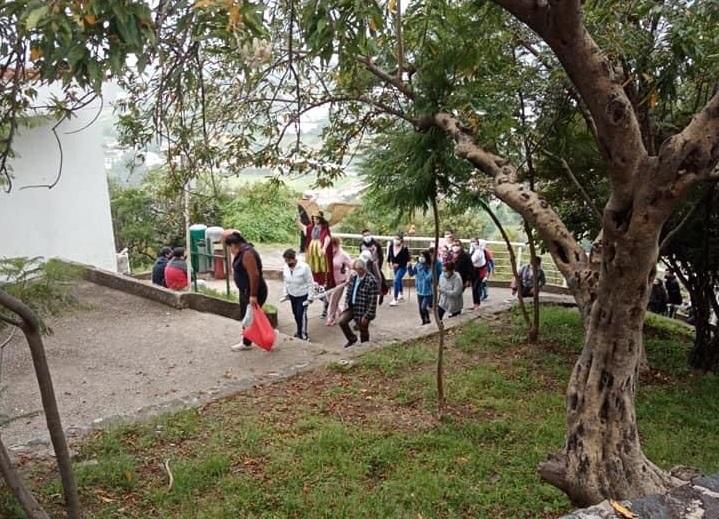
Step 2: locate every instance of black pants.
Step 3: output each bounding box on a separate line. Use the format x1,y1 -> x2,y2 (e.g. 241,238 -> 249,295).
418,294 -> 432,323
289,294 -> 309,339
239,280 -> 268,345
338,308 -> 370,343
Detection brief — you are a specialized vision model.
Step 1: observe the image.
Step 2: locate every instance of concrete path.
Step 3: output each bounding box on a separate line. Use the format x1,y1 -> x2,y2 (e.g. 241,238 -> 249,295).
1,279 -> 570,454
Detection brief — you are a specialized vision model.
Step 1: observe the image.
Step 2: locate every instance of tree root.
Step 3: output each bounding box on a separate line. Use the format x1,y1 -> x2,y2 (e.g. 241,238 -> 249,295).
538,452 -> 571,497
540,451 -> 685,507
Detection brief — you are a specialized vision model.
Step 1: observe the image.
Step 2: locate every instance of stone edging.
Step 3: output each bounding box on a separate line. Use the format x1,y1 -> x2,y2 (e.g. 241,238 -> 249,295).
561,474 -> 719,518
81,265 -> 244,320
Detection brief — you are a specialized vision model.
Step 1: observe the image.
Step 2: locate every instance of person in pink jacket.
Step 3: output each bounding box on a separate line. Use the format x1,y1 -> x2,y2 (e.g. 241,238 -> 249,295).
326,236 -> 353,325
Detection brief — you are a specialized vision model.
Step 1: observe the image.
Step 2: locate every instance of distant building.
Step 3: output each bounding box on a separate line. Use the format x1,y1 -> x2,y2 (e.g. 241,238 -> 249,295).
0,96 -> 118,271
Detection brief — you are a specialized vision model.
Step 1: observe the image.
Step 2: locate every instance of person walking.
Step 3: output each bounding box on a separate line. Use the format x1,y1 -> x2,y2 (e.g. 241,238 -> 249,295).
152,246 -> 172,287
301,212 -> 334,287
360,229 -> 384,269
297,192 -> 315,253
451,240 -> 474,292
648,278 -> 669,315
438,262 -> 464,319
513,256 -> 546,298
482,242 -> 495,301
360,230 -> 388,305
387,233 -> 411,306
338,259 -> 379,347
664,269 -> 683,318
164,247 -> 189,291
327,236 -> 353,325
281,249 -> 313,340
438,229 -> 455,260
470,239 -> 488,311
408,249 -> 443,324
225,232 -> 269,351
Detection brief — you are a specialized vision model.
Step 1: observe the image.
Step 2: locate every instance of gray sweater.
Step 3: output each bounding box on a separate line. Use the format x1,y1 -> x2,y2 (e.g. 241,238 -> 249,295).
439,272 -> 464,314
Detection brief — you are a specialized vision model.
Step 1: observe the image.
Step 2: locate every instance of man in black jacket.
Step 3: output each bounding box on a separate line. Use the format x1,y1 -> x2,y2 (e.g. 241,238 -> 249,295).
151,247 -> 172,287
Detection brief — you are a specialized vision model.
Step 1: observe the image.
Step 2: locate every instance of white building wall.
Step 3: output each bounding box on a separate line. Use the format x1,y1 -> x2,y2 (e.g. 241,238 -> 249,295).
0,99 -> 117,271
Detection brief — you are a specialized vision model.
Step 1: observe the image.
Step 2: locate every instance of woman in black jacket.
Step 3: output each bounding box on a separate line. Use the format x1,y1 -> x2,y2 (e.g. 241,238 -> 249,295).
451,240 -> 475,290
387,233 -> 411,306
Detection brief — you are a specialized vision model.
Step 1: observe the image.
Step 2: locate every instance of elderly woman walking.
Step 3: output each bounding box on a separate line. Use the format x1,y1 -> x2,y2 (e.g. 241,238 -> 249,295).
438,262 -> 464,320
326,236 -> 353,326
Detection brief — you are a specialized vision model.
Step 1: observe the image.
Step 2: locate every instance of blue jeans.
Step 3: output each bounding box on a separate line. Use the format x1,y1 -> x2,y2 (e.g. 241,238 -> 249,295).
472,276 -> 483,305
393,266 -> 407,299
418,294 -> 433,323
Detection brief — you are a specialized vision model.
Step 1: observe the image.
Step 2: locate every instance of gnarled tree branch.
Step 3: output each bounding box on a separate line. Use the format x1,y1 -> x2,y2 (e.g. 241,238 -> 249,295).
430,112 -> 594,314
495,0 -> 646,198
659,91 -> 719,190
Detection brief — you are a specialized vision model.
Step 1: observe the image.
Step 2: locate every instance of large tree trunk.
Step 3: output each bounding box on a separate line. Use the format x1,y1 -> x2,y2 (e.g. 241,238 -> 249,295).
539,234 -> 679,506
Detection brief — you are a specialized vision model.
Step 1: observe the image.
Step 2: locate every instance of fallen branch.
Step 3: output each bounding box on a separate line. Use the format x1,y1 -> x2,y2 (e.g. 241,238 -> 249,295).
163,459 -> 174,491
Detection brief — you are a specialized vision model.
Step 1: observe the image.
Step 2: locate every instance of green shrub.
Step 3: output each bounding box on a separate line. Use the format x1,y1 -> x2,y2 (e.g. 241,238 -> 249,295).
220,181 -> 299,244
0,257 -> 82,328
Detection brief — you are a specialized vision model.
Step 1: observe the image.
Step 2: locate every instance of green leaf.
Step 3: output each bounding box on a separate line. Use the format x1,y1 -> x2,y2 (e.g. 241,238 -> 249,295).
24,5 -> 49,30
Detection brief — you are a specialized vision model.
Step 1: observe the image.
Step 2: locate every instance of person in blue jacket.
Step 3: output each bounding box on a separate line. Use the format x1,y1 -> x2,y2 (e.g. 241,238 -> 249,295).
408,249 -> 443,325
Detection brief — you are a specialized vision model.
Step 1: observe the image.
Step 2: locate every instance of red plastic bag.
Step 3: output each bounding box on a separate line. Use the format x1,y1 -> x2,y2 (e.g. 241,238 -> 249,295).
243,304 -> 276,351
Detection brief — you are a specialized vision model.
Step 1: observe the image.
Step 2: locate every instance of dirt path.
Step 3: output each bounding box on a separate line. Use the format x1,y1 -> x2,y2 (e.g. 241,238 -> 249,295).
1,280 -> 570,454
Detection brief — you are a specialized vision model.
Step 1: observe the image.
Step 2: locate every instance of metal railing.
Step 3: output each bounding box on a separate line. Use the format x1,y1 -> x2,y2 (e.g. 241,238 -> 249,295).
333,233 -> 567,287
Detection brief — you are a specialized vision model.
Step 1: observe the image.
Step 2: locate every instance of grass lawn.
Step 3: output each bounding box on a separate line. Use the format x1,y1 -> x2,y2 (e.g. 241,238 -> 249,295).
2,307 -> 719,518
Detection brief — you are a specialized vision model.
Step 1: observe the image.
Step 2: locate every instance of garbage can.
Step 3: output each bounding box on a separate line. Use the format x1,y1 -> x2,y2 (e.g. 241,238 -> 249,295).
206,226 -> 225,243
189,224 -> 207,274
213,254 -> 226,279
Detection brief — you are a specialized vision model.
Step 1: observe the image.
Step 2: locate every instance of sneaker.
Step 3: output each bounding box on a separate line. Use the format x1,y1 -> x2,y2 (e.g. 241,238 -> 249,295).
230,342 -> 252,352
389,299 -> 398,307
344,337 -> 358,348
398,294 -> 405,301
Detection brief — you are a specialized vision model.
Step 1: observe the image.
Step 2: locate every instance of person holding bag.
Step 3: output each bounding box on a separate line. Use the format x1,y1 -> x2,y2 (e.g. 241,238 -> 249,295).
225,231 -> 269,351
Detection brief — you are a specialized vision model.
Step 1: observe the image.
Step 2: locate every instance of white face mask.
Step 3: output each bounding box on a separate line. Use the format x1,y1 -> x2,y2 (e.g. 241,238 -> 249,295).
444,271 -> 452,277
419,257 -> 426,264
363,236 -> 372,244
452,246 -> 461,253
